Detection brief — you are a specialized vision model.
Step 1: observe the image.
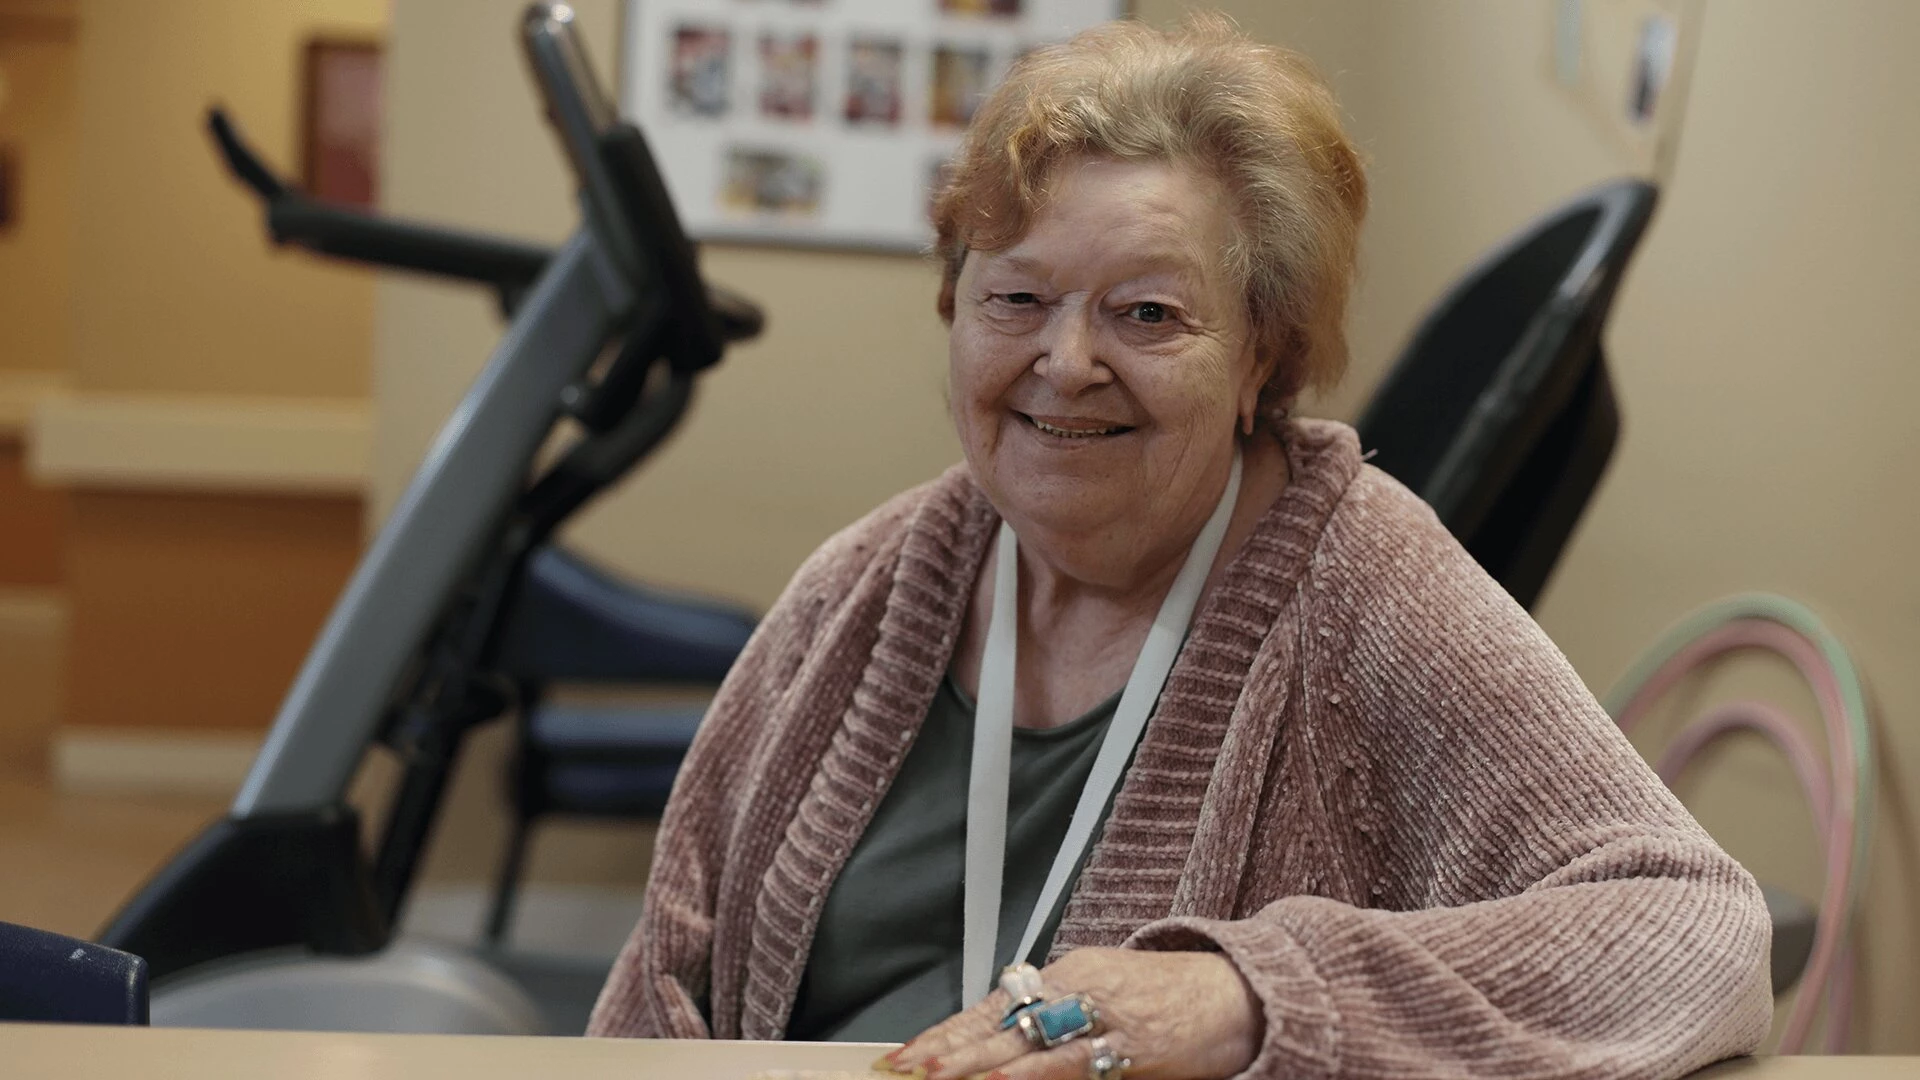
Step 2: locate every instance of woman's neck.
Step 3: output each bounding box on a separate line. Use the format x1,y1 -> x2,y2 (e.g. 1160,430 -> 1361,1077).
1019,522 -> 1192,632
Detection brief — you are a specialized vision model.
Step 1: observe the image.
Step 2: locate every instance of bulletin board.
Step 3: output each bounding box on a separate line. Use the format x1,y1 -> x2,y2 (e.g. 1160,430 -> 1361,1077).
620,0 -> 1127,252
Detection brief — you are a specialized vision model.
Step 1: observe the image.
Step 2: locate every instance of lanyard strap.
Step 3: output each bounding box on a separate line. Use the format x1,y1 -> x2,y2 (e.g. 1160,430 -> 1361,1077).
961,449 -> 1242,1006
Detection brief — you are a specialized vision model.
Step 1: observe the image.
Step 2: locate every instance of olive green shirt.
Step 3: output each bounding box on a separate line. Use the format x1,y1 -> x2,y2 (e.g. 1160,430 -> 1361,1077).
785,677 -> 1122,1043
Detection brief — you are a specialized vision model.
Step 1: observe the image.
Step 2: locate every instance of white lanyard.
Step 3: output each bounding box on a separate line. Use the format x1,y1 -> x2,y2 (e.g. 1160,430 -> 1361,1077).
961,448 -> 1242,1006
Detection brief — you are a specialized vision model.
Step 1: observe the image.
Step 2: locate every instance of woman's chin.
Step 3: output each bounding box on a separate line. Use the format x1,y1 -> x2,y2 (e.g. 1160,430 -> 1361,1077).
972,425 -> 1153,536
995,489 -> 1130,543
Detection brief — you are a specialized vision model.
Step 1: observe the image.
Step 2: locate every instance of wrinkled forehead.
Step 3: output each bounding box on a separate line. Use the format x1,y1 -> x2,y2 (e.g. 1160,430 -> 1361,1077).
965,157 -> 1240,289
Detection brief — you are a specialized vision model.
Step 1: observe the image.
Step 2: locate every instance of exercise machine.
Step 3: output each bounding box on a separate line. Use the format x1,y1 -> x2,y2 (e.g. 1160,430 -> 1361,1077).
98,4 -> 752,1034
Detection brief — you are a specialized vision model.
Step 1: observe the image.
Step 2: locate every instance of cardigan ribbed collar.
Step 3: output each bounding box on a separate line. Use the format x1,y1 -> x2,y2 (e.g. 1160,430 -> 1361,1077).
738,419 -> 1363,1038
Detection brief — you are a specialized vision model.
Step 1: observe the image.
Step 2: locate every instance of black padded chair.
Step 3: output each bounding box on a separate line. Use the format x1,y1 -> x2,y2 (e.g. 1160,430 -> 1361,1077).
0,920 -> 149,1024
482,544 -> 757,945
1355,178 -> 1658,610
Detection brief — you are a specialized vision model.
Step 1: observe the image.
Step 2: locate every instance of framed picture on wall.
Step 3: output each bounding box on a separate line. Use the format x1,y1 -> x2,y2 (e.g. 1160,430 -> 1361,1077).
301,37 -> 384,207
0,145 -> 16,232
621,0 -> 1127,252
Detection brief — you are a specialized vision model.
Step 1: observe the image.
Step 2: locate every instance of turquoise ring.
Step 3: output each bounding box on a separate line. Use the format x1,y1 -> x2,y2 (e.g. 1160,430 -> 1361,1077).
1015,992 -> 1101,1050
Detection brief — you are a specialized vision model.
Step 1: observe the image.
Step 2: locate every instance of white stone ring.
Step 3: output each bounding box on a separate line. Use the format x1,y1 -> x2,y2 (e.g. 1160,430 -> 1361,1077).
998,962 -> 1045,1001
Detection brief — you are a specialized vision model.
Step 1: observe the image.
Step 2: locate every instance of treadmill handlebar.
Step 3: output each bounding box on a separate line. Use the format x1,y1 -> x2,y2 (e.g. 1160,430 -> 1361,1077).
269,202 -> 550,293
522,4 -> 731,375
521,4 -> 619,205
206,107 -> 547,296
207,107 -> 284,199
202,105 -> 763,343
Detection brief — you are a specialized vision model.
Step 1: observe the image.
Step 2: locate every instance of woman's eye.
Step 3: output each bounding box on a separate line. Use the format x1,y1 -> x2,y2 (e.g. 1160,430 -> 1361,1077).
1129,302 -> 1170,324
1002,292 -> 1038,305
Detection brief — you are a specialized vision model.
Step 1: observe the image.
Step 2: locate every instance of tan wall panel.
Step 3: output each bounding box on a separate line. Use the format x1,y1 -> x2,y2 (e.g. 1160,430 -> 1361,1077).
67,0 -> 386,398
28,392 -> 371,494
62,490 -> 360,732
0,440 -> 67,586
0,34 -> 77,375
1532,4 -> 1920,1050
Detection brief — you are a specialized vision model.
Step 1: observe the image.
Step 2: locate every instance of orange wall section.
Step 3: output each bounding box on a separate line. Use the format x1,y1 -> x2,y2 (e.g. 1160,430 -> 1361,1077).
0,30 -> 78,375
61,490 -> 360,733
0,441 -> 68,587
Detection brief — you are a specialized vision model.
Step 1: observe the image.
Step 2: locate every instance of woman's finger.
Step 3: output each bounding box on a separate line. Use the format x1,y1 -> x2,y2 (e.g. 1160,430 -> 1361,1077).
889,988 -> 1012,1073
918,1024 -> 1035,1080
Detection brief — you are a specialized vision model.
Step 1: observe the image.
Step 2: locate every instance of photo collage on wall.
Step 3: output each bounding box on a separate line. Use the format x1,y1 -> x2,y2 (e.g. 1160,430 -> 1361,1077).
624,0 -> 1127,250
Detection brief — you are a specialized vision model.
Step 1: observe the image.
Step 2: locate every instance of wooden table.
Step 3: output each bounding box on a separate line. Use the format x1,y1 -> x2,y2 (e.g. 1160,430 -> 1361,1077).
0,1024 -> 1914,1079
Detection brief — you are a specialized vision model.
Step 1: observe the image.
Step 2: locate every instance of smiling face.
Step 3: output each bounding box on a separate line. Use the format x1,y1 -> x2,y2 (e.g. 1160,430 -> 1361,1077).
948,157 -> 1272,575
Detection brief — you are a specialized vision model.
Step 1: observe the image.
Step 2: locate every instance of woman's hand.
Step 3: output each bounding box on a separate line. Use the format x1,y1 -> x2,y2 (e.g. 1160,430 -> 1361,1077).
882,948 -> 1264,1080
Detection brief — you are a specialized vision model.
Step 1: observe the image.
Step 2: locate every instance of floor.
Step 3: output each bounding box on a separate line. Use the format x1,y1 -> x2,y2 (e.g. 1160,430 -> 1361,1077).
0,766 -> 650,1035
0,714 -> 661,937
0,768 -> 227,941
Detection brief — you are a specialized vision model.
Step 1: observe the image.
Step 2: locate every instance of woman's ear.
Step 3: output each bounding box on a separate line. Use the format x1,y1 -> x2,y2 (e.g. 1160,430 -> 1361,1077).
1239,338 -> 1278,434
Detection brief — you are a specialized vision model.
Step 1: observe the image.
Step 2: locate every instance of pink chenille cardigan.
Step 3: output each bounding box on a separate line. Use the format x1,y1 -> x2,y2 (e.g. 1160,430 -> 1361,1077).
588,419 -> 1773,1079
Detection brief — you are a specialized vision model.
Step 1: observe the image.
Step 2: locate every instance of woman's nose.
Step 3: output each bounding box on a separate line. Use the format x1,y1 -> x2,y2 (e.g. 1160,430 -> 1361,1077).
1033,309 -> 1110,395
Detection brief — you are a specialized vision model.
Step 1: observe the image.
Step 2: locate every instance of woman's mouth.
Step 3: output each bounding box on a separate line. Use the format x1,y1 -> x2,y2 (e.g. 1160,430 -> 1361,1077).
1020,413 -> 1136,438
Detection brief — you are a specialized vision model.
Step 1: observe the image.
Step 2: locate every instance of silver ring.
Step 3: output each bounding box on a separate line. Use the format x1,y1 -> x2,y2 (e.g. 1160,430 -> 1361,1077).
999,993 -> 1046,1031
1086,1035 -> 1130,1080
1016,1009 -> 1047,1051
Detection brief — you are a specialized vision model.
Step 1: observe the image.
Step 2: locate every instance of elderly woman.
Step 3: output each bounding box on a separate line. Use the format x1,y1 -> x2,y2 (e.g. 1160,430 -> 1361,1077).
588,16 -> 1771,1080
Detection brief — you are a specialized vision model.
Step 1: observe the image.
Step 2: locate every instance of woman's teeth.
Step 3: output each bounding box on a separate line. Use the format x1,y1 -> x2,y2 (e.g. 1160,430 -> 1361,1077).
1029,416 -> 1128,438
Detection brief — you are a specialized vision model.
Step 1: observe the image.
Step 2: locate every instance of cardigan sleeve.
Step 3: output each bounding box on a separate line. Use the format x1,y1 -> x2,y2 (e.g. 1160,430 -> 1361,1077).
584,513 -> 891,1039
1127,469 -> 1774,1079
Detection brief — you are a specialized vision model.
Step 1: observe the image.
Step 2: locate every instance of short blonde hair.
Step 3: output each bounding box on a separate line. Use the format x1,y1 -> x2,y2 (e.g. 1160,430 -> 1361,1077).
933,14 -> 1367,416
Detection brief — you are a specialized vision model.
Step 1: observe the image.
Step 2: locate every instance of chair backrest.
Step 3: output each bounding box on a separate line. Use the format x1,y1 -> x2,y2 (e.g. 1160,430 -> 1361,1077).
493,544 -> 758,685
0,920 -> 150,1024
1354,178 -> 1658,610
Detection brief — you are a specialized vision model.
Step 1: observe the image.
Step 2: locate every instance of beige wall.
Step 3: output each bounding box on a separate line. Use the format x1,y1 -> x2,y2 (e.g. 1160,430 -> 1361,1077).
67,0 -> 384,397
1532,3 -> 1920,1053
1207,0 -> 1920,1052
375,0 -> 1920,1051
